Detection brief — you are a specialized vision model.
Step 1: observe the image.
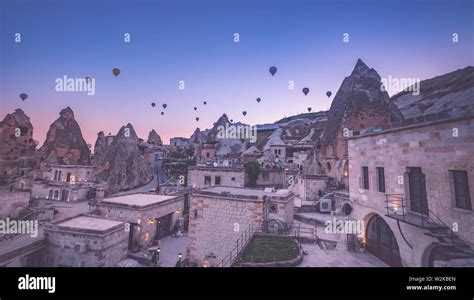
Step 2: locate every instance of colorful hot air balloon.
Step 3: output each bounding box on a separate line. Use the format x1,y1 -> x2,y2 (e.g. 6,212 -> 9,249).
269,66 -> 277,76
112,68 -> 120,77
326,91 -> 332,98
194,107 -> 197,111
195,117 -> 199,122
20,93 -> 28,101
242,111 -> 247,116
162,104 -> 167,109
307,107 -> 312,112
256,98 -> 261,103
151,102 -> 156,108
161,112 -> 164,116
302,87 -> 310,96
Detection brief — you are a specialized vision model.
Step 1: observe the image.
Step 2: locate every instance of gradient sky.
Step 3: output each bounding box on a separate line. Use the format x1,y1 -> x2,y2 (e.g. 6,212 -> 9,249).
1,0 -> 473,147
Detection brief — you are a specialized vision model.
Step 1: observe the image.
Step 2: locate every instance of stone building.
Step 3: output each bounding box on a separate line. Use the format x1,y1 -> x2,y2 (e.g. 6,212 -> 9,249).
187,165 -> 245,189
43,215 -> 128,267
170,137 -> 189,148
348,111 -> 474,267
186,186 -> 294,266
89,193 -> 185,250
31,165 -> 106,202
0,188 -> 30,218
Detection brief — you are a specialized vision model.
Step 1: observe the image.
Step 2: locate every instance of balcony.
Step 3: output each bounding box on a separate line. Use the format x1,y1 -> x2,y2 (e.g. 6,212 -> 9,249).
384,194 -> 448,229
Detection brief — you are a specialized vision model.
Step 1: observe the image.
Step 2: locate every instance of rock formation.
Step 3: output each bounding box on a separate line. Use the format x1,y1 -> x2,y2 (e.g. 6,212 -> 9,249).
0,109 -> 37,156
39,107 -> 90,165
319,58 -> 404,146
94,123 -> 152,194
146,129 -> 162,146
392,66 -> 474,118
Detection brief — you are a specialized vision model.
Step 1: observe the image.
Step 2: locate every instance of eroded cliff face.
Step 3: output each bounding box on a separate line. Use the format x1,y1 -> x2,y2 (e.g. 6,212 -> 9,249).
0,109 -> 37,156
39,107 -> 91,165
147,129 -> 162,146
94,123 -> 152,194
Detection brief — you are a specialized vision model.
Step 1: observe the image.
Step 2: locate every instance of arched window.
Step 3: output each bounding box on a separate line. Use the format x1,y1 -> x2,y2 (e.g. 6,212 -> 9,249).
48,190 -> 53,199
54,190 -> 59,200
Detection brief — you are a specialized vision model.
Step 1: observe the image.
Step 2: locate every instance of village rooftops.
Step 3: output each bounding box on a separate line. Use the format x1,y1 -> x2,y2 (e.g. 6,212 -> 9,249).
99,193 -> 179,209
49,215 -> 124,234
188,165 -> 244,172
194,186 -> 293,202
50,165 -> 95,169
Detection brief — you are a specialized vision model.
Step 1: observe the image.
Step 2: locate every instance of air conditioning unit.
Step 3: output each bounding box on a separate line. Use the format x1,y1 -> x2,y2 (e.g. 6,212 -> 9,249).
75,242 -> 88,253
319,198 -> 333,213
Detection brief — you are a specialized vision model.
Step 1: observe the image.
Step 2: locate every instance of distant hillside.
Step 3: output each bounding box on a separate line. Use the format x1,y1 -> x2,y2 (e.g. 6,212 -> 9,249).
392,66 -> 474,118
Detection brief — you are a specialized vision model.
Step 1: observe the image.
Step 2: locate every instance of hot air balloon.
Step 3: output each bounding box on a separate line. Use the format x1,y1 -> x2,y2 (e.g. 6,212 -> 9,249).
269,66 -> 277,76
302,87 -> 310,96
194,107 -> 197,111
242,111 -> 247,116
203,101 -> 207,105
112,68 -> 120,77
307,107 -> 312,112
162,104 -> 167,109
196,117 -> 199,122
326,91 -> 332,98
151,102 -> 156,108
20,93 -> 28,101
161,112 -> 164,116
256,98 -> 261,103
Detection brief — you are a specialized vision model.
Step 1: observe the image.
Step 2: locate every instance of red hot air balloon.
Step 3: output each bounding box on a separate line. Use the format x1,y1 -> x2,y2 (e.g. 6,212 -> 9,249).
302,87 -> 310,96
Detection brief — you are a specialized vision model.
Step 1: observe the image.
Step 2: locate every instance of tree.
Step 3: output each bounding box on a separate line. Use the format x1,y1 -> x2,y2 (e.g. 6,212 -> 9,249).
245,159 -> 260,187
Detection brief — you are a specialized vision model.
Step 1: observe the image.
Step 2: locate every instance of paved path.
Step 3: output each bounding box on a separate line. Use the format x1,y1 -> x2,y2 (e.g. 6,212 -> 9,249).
156,234 -> 188,267
298,243 -> 388,267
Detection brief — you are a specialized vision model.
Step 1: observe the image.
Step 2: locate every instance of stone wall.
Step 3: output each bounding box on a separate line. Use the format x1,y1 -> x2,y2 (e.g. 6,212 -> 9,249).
186,193 -> 264,266
0,189 -> 30,218
188,167 -> 245,189
44,219 -> 128,267
348,116 -> 474,266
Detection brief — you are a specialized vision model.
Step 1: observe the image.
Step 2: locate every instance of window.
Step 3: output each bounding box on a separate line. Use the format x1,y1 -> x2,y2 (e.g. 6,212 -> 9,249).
231,177 -> 236,181
377,167 -> 385,193
53,190 -> 59,200
362,167 -> 369,190
215,176 -> 221,185
204,176 -> 211,186
206,152 -> 210,158
262,172 -> 269,180
451,171 -> 472,210
326,162 -> 331,172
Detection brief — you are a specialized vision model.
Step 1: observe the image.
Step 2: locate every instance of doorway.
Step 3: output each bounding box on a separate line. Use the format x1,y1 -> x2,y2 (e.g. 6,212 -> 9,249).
366,214 -> 402,267
407,167 -> 428,215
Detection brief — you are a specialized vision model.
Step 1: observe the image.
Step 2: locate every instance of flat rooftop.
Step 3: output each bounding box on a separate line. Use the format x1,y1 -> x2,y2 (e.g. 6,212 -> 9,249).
196,186 -> 292,200
102,193 -> 177,207
56,216 -> 123,232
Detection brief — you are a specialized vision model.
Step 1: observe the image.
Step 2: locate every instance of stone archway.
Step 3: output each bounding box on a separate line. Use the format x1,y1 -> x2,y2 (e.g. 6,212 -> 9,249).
365,214 -> 402,267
